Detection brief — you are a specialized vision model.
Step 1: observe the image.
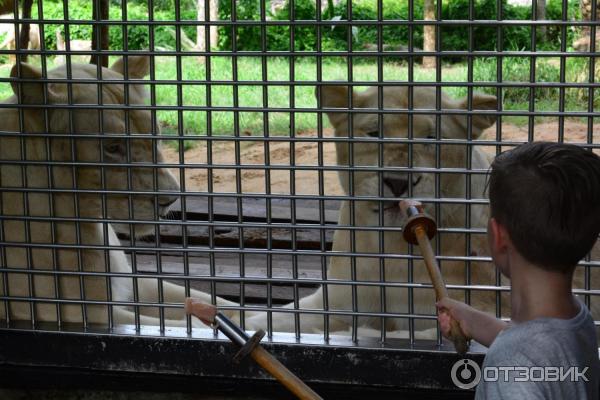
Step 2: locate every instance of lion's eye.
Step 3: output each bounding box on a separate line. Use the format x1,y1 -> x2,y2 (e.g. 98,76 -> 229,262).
365,131 -> 381,137
103,140 -> 126,160
106,143 -> 121,153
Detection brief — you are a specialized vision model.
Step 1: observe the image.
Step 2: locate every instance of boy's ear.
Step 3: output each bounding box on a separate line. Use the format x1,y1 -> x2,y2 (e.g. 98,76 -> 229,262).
488,217 -> 517,278
488,217 -> 512,254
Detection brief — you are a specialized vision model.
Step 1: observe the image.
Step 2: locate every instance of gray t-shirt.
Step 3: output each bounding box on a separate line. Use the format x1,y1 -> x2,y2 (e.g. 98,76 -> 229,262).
475,298 -> 599,399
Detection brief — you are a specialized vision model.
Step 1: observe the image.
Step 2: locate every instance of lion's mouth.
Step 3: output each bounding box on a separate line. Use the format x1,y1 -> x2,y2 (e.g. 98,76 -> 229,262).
371,176 -> 422,213
159,206 -> 172,218
371,201 -> 403,214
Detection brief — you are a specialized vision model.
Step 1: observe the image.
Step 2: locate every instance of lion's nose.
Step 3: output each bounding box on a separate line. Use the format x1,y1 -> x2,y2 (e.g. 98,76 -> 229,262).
383,177 -> 409,197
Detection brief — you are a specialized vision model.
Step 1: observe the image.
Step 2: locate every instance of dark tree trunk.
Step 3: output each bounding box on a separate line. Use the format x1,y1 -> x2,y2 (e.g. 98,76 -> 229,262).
536,0 -> 547,42
17,0 -> 32,62
90,0 -> 109,67
0,0 -> 16,15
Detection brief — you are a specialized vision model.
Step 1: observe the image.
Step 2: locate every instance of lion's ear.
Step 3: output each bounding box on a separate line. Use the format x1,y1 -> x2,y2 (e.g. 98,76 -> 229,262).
10,63 -> 45,104
110,56 -> 150,79
316,84 -> 357,130
461,93 -> 498,136
454,93 -> 497,138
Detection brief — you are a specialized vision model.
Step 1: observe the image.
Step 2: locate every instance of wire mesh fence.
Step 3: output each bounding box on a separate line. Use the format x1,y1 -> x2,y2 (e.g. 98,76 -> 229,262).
0,0 -> 599,386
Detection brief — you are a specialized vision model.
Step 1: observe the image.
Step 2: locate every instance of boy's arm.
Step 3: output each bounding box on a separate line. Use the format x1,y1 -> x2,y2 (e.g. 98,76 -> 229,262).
436,298 -> 508,348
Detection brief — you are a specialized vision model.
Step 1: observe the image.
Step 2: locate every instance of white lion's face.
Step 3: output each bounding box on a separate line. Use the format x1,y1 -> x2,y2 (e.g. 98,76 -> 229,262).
10,57 -> 179,237
319,85 -> 497,227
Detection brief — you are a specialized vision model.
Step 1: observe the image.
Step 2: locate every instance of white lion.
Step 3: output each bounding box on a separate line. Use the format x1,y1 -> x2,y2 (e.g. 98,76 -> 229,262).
237,85 -> 596,338
0,57 -> 235,327
233,85 -> 502,337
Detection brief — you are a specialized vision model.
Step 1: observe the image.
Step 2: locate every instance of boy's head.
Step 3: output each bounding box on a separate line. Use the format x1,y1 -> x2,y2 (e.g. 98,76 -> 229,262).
488,142 -> 600,273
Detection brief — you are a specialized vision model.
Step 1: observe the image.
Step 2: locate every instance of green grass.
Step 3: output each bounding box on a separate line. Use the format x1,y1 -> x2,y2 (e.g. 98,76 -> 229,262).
0,62 -> 11,99
1,55 -> 597,141
151,56 -> 483,137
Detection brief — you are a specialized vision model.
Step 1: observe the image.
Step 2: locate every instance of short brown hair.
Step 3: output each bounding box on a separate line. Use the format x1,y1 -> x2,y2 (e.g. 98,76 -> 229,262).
489,142 -> 600,272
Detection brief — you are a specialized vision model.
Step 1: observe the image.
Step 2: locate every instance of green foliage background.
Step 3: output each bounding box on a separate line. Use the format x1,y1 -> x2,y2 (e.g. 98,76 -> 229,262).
218,0 -> 580,53
32,0 -> 197,51
0,0 -> 594,138
27,0 -> 581,55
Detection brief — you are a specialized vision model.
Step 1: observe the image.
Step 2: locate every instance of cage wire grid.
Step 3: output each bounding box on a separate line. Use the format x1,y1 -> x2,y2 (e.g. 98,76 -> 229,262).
0,0 -> 598,359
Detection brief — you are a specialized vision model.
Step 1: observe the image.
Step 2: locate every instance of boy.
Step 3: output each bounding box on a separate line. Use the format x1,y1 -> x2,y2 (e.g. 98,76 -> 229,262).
437,141 -> 600,399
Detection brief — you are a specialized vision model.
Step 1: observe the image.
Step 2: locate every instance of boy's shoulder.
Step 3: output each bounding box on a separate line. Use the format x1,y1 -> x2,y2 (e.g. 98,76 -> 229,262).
484,298 -> 599,372
486,299 -> 597,366
477,302 -> 599,400
484,322 -> 558,366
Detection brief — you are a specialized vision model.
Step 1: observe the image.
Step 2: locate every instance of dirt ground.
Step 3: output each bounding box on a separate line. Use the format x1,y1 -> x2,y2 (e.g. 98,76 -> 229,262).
163,121 -> 600,195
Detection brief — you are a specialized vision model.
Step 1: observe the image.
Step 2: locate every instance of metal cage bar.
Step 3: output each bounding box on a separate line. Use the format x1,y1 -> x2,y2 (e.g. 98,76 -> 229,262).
0,0 -> 598,395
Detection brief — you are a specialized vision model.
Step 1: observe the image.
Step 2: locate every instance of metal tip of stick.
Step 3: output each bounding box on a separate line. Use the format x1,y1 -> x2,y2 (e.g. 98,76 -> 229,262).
185,298 -> 218,326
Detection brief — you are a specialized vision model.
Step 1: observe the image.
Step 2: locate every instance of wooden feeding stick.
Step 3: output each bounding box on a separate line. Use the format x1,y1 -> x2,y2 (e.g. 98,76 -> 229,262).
399,200 -> 470,355
185,299 -> 323,400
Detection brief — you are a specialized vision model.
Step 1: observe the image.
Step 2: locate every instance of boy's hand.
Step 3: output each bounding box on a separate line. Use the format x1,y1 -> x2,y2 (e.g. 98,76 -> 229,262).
436,297 -> 508,348
436,297 -> 475,340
